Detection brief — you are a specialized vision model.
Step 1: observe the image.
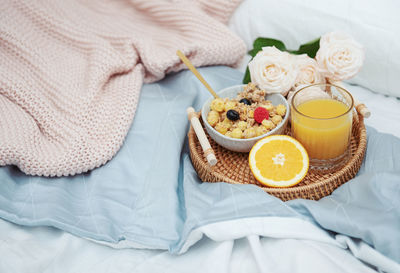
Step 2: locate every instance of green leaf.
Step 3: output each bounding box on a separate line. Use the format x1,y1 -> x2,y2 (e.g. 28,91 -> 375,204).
292,38 -> 320,58
242,66 -> 251,84
254,38 -> 287,51
248,48 -> 259,57
249,38 -> 287,57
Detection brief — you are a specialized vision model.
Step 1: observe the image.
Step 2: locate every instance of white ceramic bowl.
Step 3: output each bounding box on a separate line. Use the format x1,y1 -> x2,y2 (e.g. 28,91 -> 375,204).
201,85 -> 290,152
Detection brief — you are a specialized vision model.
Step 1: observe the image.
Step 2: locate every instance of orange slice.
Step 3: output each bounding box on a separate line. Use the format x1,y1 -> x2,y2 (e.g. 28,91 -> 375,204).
249,135 -> 309,188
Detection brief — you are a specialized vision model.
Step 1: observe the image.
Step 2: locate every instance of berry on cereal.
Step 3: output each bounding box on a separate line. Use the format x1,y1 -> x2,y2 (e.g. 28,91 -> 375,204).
226,109 -> 240,121
254,107 -> 269,124
239,98 -> 252,105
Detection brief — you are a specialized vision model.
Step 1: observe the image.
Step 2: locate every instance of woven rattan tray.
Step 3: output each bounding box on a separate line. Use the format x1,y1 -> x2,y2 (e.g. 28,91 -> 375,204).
188,111 -> 367,201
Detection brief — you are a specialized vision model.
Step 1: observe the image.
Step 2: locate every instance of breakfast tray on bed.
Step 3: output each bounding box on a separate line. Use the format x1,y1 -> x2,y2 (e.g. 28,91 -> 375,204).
188,110 -> 367,201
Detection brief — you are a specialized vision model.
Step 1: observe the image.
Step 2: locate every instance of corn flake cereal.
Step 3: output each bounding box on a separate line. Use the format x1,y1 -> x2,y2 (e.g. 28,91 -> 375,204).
206,83 -> 286,139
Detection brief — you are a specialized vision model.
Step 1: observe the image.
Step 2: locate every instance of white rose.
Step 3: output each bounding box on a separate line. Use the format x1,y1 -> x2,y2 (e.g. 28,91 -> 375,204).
316,32 -> 365,82
248,46 -> 297,95
294,54 -> 325,88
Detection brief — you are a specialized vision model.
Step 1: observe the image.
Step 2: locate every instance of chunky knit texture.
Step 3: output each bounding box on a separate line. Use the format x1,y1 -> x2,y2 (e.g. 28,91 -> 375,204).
0,0 -> 246,176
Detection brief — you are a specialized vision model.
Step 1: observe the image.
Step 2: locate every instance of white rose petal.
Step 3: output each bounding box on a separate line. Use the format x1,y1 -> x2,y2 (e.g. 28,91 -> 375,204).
316,31 -> 365,82
320,31 -> 353,45
294,54 -> 325,88
248,46 -> 297,95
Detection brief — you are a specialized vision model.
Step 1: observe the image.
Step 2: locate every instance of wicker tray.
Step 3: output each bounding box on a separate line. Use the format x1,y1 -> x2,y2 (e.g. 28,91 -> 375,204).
188,111 -> 367,201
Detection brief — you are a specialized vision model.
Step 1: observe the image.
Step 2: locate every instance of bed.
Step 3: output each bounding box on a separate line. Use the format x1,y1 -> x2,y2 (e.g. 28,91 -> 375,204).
1,1 -> 400,272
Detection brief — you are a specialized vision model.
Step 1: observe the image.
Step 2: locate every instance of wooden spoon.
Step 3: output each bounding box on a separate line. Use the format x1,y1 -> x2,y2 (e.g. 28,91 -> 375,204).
176,50 -> 219,99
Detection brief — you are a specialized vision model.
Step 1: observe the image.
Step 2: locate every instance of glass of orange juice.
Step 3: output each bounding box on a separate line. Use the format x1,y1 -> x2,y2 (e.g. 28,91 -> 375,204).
291,83 -> 354,171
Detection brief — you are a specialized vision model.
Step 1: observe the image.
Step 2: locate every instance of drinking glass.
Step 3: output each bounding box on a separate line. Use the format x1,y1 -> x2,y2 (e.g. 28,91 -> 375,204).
291,83 -> 354,171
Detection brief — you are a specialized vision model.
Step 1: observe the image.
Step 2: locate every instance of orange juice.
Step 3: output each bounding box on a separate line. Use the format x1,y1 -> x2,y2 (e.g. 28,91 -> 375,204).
291,99 -> 352,159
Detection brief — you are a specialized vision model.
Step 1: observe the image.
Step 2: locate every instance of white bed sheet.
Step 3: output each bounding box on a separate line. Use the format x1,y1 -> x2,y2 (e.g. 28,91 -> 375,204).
2,216 -> 395,273
1,83 -> 400,273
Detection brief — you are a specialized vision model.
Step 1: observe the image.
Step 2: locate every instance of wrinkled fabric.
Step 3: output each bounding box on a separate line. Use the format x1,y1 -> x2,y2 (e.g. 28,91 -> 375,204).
0,67 -> 399,263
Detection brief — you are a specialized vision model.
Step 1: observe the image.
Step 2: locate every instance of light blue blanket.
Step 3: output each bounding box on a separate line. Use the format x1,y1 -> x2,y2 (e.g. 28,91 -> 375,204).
0,67 -> 399,262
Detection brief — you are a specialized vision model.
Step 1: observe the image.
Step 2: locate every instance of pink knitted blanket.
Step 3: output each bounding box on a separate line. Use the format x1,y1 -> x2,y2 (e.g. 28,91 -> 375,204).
0,0 -> 245,176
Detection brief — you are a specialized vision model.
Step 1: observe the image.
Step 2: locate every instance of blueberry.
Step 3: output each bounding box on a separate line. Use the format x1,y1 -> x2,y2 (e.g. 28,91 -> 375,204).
226,109 -> 240,121
239,98 -> 252,105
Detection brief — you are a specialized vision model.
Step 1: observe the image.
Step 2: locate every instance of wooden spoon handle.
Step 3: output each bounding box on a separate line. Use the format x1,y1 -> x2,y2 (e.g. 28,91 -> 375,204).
177,50 -> 219,99
187,107 -> 217,166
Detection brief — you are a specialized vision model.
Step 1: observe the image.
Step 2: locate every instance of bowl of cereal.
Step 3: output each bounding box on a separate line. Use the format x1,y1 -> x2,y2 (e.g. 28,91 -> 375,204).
201,83 -> 289,152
